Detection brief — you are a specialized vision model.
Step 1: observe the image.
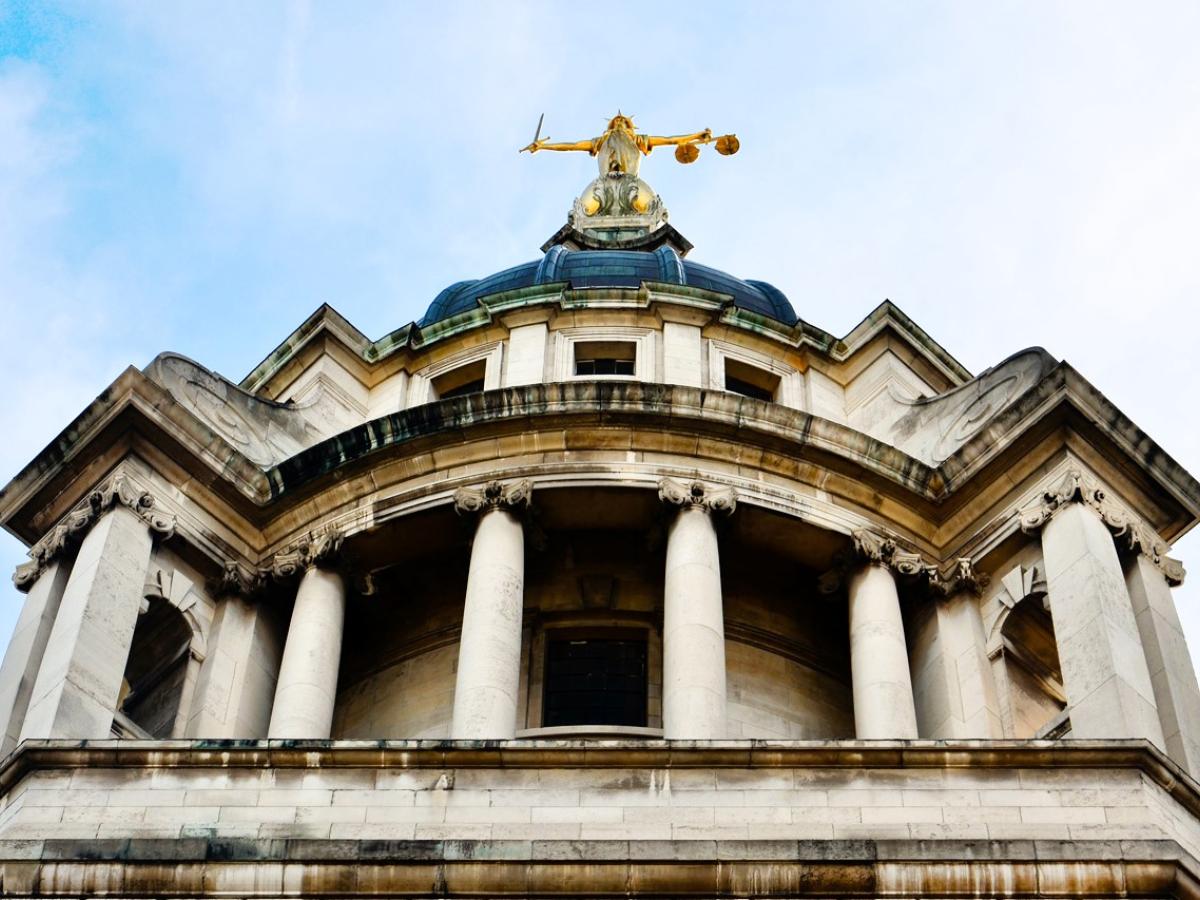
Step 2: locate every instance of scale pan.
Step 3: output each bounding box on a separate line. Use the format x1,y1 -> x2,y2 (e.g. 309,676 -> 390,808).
715,135 -> 740,156
675,144 -> 700,164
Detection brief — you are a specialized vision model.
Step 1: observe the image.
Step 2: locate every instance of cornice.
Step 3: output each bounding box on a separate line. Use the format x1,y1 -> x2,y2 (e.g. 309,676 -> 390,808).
12,471 -> 175,592
4,365 -> 1199,569
1020,468 -> 1185,585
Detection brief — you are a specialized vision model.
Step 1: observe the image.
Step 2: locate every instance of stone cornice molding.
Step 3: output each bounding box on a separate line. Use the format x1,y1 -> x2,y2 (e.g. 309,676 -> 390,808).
657,478 -> 737,515
452,480 -> 533,516
1019,469 -> 1185,586
12,472 -> 175,593
269,529 -> 344,580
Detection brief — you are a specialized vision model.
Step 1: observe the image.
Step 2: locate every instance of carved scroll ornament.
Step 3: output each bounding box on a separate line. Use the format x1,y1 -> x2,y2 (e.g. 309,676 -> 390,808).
657,478 -> 737,515
269,530 -> 344,580
12,473 -> 176,592
217,561 -> 267,597
453,480 -> 533,516
1019,469 -> 1184,586
821,530 -> 986,598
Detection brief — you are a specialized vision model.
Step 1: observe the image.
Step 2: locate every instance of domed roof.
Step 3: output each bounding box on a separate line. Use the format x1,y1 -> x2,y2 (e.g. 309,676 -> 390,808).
418,246 -> 796,327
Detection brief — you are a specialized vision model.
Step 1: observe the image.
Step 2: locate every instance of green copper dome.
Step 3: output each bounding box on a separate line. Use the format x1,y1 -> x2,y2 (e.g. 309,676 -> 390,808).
419,246 -> 796,327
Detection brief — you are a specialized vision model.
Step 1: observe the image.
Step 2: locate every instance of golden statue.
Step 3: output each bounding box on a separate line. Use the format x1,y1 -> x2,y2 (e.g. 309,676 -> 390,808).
521,113 -> 739,178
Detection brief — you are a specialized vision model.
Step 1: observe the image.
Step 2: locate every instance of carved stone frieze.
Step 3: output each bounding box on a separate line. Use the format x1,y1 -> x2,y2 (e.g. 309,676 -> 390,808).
1019,469 -> 1185,586
11,472 -> 176,593
269,530 -> 344,580
453,480 -> 533,516
657,478 -> 737,515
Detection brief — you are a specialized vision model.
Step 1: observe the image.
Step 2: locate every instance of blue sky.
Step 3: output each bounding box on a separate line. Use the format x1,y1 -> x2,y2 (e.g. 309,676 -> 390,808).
2,2 -> 1200,656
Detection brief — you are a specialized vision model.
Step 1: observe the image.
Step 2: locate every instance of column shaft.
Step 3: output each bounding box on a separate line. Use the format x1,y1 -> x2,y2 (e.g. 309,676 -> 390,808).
662,505 -> 727,739
20,506 -> 154,740
1124,553 -> 1200,770
267,567 -> 346,739
450,508 -> 525,739
848,563 -> 919,739
1041,502 -> 1164,745
909,592 -> 1003,738
190,593 -> 285,738
0,560 -> 72,754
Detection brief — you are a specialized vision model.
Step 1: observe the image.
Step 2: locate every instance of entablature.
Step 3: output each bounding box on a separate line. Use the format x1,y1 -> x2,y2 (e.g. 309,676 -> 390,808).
5,353 -> 1197,593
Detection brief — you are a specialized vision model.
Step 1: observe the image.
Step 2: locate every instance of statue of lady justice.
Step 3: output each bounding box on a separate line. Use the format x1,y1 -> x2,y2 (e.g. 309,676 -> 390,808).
521,113 -> 739,220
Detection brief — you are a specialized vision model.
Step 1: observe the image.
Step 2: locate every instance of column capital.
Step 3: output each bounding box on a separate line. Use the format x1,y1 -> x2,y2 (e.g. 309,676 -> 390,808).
269,529 -> 344,581
850,530 -> 935,579
658,478 -> 736,515
214,561 -> 267,598
823,531 -> 985,599
929,558 -> 989,598
1019,469 -> 1184,586
453,480 -> 532,517
11,472 -> 175,593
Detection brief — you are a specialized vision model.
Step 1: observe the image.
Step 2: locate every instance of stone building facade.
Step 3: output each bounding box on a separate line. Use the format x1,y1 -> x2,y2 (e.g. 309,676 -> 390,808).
2,154 -> 1200,896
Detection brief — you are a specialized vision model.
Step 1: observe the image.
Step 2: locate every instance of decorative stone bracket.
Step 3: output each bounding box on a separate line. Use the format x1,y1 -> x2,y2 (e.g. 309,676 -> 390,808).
819,530 -> 986,598
1019,469 -> 1185,586
12,473 -> 176,592
657,478 -> 737,515
453,480 -> 533,516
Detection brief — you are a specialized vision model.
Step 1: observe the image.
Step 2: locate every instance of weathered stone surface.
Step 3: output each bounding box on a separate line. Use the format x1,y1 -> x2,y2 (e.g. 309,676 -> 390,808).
19,507 -> 154,741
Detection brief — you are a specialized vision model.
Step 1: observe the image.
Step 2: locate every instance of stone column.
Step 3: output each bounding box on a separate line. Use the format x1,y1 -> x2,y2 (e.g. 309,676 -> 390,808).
1124,551 -> 1200,773
267,534 -> 346,739
450,480 -> 531,739
908,560 -> 1003,739
659,478 -> 736,739
20,476 -> 173,741
0,558 -> 72,755
1022,471 -> 1165,746
188,565 -> 286,739
846,532 -> 919,740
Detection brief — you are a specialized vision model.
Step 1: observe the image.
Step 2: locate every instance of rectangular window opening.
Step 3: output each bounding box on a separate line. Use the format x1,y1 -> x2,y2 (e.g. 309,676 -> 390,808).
543,636 -> 648,727
724,358 -> 780,402
432,360 -> 487,400
574,340 -> 636,377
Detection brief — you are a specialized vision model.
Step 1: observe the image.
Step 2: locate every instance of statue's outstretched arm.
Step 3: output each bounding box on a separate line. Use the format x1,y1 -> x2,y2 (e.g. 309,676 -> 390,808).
521,138 -> 599,154
643,129 -> 714,150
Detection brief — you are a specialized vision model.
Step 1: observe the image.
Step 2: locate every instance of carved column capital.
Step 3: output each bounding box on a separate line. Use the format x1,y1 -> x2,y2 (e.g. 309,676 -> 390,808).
270,530 -> 344,581
11,472 -> 176,593
849,530 -> 936,579
658,478 -> 737,516
1019,469 -> 1184,586
453,480 -> 533,517
215,561 -> 267,597
930,558 -> 989,598
823,530 -> 974,598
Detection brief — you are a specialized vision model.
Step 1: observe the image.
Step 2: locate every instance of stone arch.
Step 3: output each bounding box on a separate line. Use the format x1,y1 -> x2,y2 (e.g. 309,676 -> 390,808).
986,562 -> 1068,738
116,595 -> 194,738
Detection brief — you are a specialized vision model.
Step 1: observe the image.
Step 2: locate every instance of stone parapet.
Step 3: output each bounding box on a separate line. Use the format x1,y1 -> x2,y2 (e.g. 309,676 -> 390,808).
0,741 -> 1197,857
